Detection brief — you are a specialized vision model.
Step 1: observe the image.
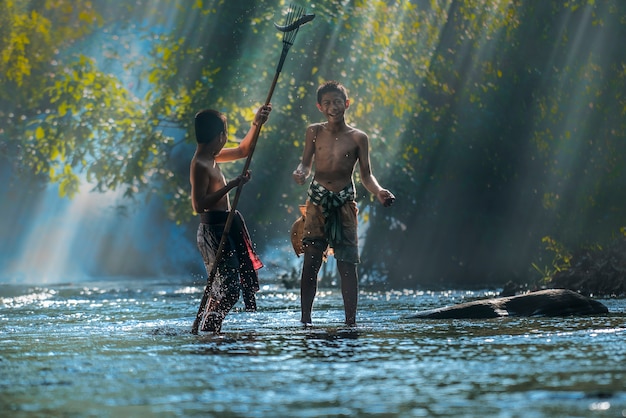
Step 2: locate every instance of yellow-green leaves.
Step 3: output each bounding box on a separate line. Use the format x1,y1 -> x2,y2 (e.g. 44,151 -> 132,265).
35,126 -> 44,140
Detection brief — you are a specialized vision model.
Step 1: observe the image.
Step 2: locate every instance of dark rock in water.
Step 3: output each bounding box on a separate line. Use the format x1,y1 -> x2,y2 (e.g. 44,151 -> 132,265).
408,289 -> 608,319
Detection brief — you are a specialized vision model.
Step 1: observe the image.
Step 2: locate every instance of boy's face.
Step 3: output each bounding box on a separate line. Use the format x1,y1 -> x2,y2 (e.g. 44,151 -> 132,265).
218,131 -> 227,149
317,91 -> 349,122
208,122 -> 227,153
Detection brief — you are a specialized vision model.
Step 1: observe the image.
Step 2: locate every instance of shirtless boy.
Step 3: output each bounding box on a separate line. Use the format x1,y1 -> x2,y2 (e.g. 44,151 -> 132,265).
191,105 -> 271,333
292,81 -> 395,326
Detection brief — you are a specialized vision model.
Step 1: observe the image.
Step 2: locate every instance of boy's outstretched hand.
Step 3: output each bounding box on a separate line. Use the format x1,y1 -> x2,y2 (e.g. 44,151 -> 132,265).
378,189 -> 395,207
292,168 -> 307,185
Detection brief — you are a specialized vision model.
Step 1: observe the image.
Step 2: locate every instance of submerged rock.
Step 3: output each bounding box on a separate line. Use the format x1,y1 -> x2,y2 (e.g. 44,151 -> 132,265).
408,288 -> 608,319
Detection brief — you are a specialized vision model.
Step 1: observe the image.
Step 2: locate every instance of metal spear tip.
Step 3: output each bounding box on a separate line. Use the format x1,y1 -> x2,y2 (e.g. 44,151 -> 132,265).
273,13 -> 315,33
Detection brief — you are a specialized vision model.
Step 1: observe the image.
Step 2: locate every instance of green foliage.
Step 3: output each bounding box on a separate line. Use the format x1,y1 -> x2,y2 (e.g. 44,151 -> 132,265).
531,236 -> 573,283
2,0 -> 626,285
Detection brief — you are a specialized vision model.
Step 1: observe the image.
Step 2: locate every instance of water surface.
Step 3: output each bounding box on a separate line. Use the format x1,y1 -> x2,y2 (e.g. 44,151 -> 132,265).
1,277 -> 625,417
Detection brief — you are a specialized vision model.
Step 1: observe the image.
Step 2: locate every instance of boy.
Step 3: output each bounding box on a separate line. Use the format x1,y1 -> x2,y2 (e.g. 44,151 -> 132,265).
292,81 -> 395,326
191,105 -> 272,333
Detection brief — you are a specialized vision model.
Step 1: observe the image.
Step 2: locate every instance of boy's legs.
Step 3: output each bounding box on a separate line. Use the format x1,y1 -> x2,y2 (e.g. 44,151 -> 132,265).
241,285 -> 257,311
300,245 -> 324,324
202,254 -> 240,333
337,260 -> 358,326
197,221 -> 244,333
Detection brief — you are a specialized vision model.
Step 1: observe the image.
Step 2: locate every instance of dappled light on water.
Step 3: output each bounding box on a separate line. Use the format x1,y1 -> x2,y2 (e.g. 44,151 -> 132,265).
1,277 -> 625,417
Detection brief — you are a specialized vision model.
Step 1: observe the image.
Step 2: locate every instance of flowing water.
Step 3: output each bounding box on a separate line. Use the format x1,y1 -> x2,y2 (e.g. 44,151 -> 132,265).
1,277 -> 625,417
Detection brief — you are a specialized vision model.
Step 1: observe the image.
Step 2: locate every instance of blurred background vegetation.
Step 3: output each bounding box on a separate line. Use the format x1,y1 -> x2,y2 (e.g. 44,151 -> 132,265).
1,0 -> 625,288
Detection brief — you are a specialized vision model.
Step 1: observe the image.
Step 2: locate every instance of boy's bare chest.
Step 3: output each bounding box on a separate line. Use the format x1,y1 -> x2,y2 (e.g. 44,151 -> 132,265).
206,164 -> 226,190
315,134 -> 357,160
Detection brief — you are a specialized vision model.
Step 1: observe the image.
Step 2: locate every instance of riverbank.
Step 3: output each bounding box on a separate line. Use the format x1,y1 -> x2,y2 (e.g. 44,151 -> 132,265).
501,238 -> 626,298
548,237 -> 626,298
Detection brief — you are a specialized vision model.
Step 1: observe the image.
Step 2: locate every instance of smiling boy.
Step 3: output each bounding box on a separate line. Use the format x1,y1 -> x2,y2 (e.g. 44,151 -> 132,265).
292,81 -> 395,326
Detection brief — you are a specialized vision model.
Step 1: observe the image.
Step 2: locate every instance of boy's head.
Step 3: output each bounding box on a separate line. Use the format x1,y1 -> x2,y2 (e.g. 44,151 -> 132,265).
316,80 -> 348,105
194,109 -> 227,144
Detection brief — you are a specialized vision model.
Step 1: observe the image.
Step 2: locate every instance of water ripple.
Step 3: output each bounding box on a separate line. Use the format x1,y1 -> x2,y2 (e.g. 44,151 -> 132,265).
1,278 -> 625,417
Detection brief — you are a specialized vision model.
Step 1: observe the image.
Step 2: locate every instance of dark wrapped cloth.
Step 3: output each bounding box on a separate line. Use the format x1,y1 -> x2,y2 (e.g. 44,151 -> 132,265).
199,210 -> 262,310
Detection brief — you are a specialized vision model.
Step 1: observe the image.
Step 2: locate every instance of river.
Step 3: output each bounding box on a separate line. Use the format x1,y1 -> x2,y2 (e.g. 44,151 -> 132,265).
1,277 -> 625,417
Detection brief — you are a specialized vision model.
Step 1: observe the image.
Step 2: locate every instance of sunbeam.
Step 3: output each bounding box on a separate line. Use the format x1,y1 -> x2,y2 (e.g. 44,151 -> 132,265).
1,0 -> 625,289
4,184 -> 123,283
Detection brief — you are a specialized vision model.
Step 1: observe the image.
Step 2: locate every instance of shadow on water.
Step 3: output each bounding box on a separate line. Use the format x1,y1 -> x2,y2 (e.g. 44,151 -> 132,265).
181,326 -> 362,359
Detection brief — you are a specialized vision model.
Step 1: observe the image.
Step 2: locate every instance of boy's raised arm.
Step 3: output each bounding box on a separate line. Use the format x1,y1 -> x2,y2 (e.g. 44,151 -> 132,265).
216,104 -> 272,162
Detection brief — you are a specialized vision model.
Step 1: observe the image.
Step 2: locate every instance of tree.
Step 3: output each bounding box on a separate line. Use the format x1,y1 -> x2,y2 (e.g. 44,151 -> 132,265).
3,0 -> 626,287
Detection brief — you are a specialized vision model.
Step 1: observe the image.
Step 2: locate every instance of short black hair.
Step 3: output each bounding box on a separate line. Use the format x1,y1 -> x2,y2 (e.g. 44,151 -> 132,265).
194,109 -> 226,144
316,80 -> 348,105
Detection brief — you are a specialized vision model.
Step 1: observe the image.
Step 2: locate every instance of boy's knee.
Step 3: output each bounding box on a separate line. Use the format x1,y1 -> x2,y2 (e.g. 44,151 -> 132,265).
333,245 -> 360,265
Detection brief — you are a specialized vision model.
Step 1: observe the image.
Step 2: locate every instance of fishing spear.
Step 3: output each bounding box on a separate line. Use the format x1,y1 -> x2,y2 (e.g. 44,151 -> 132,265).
192,4 -> 315,334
